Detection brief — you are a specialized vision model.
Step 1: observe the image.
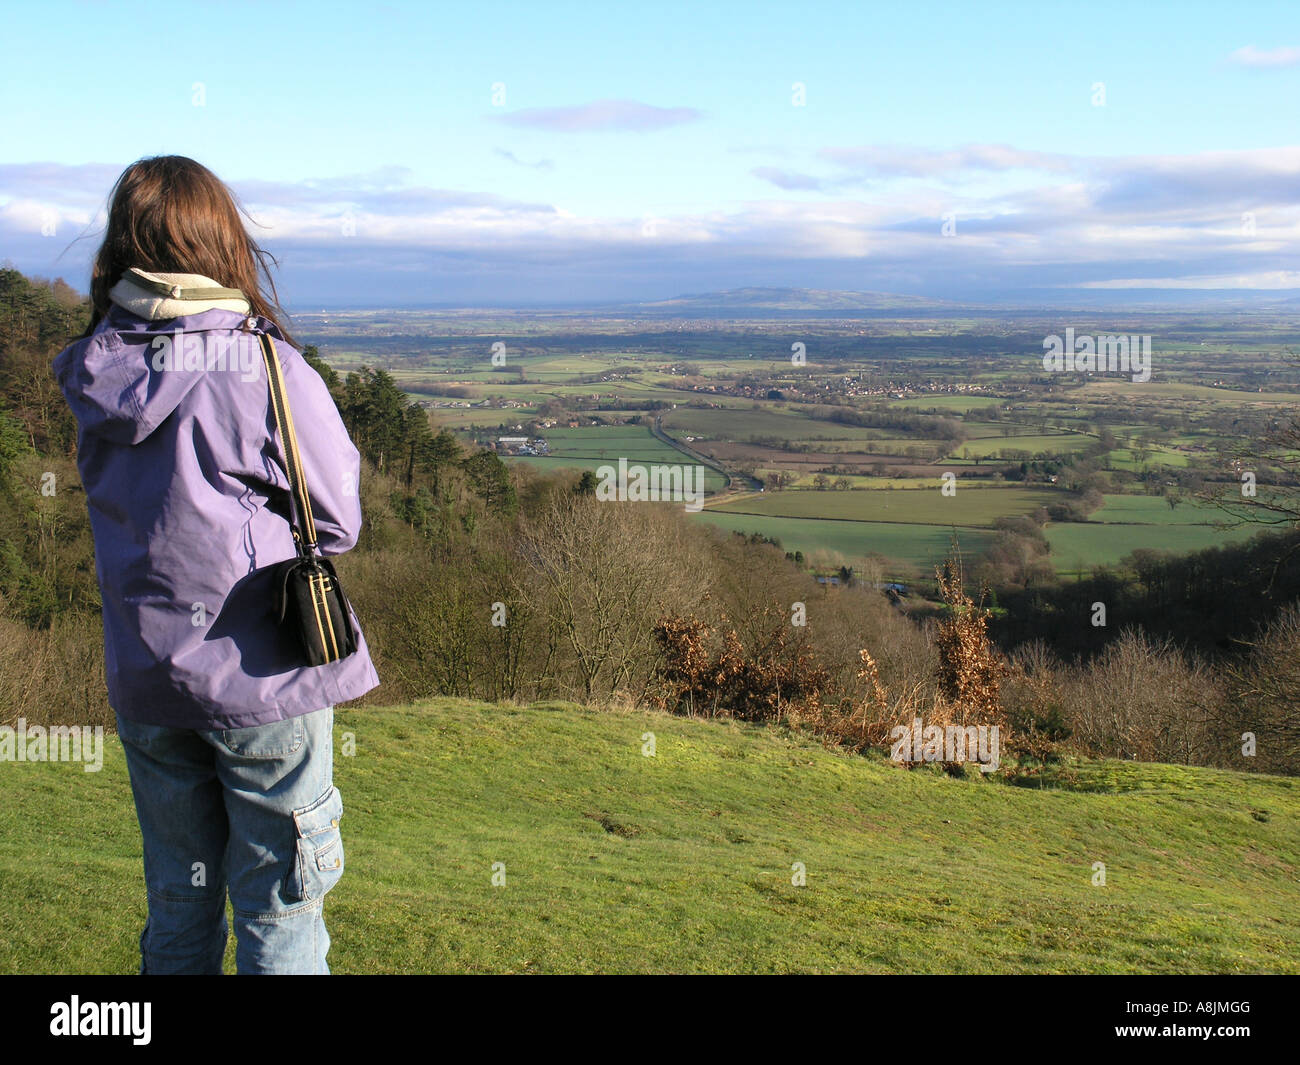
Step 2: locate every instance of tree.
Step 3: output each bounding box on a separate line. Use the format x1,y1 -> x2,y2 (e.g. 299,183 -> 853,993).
422,429 -> 462,495
301,345 -> 340,390
461,449 -> 516,514
1199,392 -> 1300,536
337,367 -> 407,474
521,495 -> 705,701
401,404 -> 433,488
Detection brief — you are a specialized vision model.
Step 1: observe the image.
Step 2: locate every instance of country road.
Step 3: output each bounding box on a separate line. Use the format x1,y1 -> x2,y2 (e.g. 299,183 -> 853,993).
650,411 -> 764,498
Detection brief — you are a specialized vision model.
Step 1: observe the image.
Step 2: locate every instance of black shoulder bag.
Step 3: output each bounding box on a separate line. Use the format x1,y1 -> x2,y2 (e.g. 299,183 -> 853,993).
259,331 -> 359,666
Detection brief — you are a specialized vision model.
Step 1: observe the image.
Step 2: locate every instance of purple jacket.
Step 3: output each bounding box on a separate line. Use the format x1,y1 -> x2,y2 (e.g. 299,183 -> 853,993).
53,300 -> 380,730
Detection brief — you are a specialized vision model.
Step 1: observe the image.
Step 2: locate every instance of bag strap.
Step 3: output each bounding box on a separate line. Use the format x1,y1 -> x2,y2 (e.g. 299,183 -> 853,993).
258,331 -> 319,557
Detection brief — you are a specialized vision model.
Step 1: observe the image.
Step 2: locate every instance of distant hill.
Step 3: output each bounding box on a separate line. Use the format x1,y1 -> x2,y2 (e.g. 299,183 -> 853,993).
636,286 -> 956,313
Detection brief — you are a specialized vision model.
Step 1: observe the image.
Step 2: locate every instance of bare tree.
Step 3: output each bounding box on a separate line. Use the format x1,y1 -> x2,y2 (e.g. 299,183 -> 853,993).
520,495 -> 708,702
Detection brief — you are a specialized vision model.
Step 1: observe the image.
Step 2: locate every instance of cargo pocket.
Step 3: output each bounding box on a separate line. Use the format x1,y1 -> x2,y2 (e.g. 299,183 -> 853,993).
285,785 -> 344,901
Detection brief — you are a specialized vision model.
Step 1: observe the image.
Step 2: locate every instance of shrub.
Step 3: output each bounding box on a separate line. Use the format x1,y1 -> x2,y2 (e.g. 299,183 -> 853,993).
1061,628 -> 1225,765
1224,604 -> 1300,774
650,608 -> 829,723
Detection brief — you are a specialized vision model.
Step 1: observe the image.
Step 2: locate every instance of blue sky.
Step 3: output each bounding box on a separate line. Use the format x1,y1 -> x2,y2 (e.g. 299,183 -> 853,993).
3,0 -> 1300,306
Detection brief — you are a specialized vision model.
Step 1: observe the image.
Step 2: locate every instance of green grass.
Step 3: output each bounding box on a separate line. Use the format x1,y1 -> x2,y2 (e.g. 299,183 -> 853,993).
662,407 -> 880,441
693,511 -> 994,570
888,395 -> 1003,413
1109,448 -> 1192,470
699,488 -> 1258,573
528,425 -> 683,461
786,475 -> 943,490
493,425 -> 730,492
1048,522 -> 1260,571
1045,494 -> 1263,571
1082,495 -> 1222,525
1,700 -> 1295,973
955,433 -> 1091,458
507,455 -> 729,493
710,485 -> 1059,527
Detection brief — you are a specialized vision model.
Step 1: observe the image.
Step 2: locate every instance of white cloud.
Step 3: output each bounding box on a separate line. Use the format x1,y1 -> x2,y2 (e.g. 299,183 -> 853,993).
1080,271 -> 1300,289
5,145 -> 1300,299
1227,45 -> 1300,68
751,167 -> 823,190
819,143 -> 1077,177
494,149 -> 554,170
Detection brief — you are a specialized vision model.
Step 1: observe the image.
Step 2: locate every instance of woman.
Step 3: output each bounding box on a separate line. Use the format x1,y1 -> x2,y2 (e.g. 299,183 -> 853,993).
53,156 -> 379,975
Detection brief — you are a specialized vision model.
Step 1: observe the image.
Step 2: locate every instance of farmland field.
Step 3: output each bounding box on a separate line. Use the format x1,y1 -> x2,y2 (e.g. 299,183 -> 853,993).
296,305 -> 1300,590
498,425 -> 730,493
710,485 -> 1060,527
662,407 -> 879,441
1047,522 -> 1260,572
955,433 -> 1091,458
1045,494 -> 1263,571
1082,495 -> 1226,525
694,511 -> 995,573
888,395 -> 1003,413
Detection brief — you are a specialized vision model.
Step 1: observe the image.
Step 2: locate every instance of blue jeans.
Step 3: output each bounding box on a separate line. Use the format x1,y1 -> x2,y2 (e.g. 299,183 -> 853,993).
115,705 -> 343,975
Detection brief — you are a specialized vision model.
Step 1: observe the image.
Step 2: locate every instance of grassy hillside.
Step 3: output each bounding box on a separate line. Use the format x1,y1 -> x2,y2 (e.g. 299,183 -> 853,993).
1,699 -> 1296,974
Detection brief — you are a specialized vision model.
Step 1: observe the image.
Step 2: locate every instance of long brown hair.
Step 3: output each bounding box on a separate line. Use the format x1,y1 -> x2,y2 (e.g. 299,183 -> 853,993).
80,155 -> 296,345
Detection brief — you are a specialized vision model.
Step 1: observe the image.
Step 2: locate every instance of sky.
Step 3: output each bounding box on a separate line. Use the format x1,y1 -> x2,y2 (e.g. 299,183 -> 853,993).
2,0 -> 1300,307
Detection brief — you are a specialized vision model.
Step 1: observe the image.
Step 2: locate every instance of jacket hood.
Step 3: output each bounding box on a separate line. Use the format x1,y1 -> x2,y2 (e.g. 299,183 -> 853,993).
108,268 -> 251,319
53,271 -> 275,447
